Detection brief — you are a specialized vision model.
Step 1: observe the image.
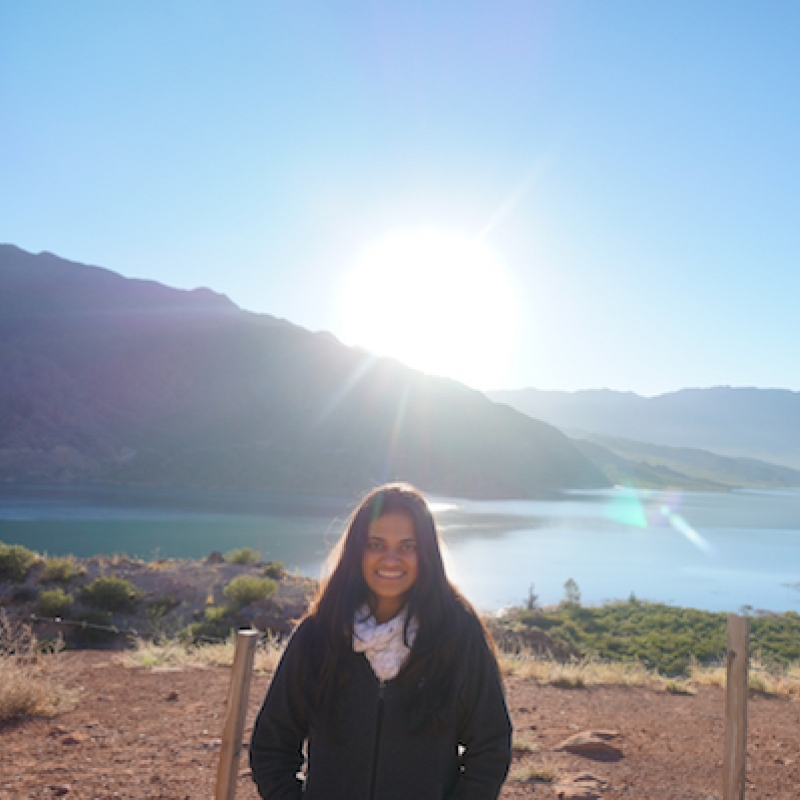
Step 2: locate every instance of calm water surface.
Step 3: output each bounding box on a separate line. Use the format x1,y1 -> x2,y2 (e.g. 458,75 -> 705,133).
1,485 -> 798,613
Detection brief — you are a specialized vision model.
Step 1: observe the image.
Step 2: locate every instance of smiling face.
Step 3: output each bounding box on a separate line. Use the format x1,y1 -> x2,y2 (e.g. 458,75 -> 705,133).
362,511 -> 419,623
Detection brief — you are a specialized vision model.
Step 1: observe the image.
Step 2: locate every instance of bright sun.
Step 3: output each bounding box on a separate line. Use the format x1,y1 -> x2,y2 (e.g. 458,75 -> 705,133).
338,229 -> 519,389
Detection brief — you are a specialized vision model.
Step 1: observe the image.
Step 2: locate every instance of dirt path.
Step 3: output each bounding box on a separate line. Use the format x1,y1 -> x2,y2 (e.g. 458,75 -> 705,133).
1,652 -> 798,799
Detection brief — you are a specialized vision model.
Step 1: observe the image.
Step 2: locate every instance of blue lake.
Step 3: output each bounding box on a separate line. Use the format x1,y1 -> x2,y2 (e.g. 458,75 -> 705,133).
1,484 -> 799,614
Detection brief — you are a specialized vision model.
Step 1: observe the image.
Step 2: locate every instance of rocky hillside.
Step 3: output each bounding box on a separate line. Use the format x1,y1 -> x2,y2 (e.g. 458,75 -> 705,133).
0,245 -> 608,498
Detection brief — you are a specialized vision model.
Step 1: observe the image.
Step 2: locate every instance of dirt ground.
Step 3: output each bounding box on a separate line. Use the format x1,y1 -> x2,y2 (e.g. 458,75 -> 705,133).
1,652 -> 798,800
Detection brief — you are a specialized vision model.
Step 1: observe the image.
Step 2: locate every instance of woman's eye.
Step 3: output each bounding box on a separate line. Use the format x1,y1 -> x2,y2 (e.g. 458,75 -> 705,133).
402,543 -> 417,552
367,541 -> 383,550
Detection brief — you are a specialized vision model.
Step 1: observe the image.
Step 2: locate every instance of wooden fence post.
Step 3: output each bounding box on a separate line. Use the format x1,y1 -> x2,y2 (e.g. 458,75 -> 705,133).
722,614 -> 749,800
215,629 -> 259,800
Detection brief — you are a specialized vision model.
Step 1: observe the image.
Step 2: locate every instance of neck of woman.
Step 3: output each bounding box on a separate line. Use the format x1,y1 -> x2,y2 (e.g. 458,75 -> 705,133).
369,594 -> 406,624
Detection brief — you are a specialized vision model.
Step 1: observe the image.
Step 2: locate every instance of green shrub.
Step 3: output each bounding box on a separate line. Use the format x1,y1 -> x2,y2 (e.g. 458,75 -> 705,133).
40,557 -> 85,583
497,599 -> 800,676
0,543 -> 40,581
181,606 -> 236,642
37,589 -> 73,618
263,561 -> 286,580
80,576 -> 140,612
223,575 -> 277,608
204,605 -> 232,623
224,547 -> 260,565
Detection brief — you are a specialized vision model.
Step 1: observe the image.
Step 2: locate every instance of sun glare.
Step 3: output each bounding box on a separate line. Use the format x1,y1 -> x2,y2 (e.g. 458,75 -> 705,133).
338,229 -> 519,389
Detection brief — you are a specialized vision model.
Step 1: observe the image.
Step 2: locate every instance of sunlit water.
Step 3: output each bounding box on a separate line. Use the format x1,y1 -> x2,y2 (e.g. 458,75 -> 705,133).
1,485 -> 799,613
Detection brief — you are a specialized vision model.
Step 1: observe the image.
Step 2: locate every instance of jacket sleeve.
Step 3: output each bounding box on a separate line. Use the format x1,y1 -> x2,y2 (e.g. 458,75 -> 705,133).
249,618 -> 313,800
447,616 -> 512,800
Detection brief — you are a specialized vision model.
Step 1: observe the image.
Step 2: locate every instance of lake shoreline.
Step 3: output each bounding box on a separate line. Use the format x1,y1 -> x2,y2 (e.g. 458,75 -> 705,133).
2,484 -> 800,615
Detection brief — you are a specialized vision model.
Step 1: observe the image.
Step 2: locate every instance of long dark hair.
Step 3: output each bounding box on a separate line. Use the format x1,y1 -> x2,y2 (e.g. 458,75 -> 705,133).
307,483 -> 492,727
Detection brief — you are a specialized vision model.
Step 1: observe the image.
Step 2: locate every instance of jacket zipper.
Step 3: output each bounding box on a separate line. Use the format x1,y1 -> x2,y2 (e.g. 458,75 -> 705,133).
368,680 -> 386,800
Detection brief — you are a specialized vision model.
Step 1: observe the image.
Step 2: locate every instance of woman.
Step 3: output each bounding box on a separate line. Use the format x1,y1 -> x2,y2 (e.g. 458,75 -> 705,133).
250,483 -> 512,800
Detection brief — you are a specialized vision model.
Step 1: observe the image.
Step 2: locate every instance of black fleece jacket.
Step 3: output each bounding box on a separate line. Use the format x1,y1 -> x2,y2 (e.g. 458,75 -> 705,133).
249,611 -> 511,800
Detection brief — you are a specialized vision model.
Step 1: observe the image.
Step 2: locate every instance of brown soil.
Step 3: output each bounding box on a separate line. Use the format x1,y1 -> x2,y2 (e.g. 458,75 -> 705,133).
1,652 -> 798,800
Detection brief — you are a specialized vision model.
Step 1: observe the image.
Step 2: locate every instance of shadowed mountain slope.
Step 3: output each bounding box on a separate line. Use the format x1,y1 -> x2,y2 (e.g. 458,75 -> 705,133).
0,245 -> 607,498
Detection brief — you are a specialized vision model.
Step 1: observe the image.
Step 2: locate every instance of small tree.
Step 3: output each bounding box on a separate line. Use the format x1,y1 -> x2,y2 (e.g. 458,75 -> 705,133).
563,578 -> 581,606
524,583 -> 539,610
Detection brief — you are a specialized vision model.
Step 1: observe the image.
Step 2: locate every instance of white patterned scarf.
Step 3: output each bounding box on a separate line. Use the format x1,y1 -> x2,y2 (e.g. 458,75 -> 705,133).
352,605 -> 418,682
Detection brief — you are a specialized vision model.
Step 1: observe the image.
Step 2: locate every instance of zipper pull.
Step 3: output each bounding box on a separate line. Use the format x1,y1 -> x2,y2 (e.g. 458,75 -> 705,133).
379,679 -> 386,698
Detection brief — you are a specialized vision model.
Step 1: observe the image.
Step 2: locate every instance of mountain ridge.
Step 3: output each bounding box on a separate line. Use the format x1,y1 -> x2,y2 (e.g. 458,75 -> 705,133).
0,245 -> 607,498
488,386 -> 800,470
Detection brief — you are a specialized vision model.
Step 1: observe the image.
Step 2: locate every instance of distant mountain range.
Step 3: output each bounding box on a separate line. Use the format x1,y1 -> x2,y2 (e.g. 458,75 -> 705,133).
571,434 -> 800,491
0,245 -> 607,499
488,387 -> 800,487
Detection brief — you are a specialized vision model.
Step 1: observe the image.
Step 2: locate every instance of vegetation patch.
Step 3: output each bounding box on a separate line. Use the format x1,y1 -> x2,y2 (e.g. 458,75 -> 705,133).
664,680 -> 696,695
224,547 -> 260,565
40,557 -> 85,583
182,605 -> 237,642
664,681 -> 697,696
0,542 -> 40,582
263,561 -> 286,580
0,611 -> 76,720
36,588 -> 74,618
500,598 -> 800,676
119,634 -> 284,673
511,765 -> 558,783
501,653 -> 651,688
223,575 -> 277,608
80,576 -> 140,613
511,736 -> 538,755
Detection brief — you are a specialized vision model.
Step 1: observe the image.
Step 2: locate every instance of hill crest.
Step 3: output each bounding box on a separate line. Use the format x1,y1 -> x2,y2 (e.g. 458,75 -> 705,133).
0,246 -> 607,498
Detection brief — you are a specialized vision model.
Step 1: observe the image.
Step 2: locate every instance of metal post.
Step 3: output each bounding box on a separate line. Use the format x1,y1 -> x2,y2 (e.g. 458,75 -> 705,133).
722,614 -> 749,800
215,630 -> 259,800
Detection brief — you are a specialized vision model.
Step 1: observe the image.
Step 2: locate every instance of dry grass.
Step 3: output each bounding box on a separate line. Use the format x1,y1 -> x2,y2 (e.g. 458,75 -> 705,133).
0,611 -> 77,720
117,634 -> 285,674
500,652 -> 651,689
501,650 -> 800,699
510,764 -> 558,783
689,656 -> 800,699
664,680 -> 696,696
511,736 -> 539,755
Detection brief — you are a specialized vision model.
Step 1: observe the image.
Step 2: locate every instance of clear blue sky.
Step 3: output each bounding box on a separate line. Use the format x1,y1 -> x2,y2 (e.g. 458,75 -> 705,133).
2,1 -> 799,395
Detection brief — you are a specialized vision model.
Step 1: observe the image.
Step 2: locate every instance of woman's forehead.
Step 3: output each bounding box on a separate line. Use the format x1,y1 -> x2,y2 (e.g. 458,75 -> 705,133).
367,511 -> 415,539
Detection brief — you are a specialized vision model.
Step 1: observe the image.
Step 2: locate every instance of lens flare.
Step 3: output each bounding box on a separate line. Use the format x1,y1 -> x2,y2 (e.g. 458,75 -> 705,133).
381,385 -> 410,483
603,487 -> 714,556
603,487 -> 648,528
660,505 -> 715,556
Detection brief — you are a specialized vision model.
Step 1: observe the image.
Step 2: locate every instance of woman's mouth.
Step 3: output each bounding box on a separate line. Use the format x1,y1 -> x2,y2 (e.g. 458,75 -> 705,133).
376,569 -> 405,579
